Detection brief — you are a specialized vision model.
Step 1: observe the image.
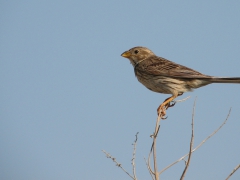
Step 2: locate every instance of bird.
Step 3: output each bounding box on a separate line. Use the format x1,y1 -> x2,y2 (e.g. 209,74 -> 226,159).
121,46 -> 240,117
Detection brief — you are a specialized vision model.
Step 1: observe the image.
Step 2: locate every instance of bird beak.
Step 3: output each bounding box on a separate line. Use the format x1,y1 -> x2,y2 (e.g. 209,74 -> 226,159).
121,51 -> 131,58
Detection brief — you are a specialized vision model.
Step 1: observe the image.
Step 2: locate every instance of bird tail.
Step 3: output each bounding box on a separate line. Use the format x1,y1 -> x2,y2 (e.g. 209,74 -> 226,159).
210,77 -> 240,84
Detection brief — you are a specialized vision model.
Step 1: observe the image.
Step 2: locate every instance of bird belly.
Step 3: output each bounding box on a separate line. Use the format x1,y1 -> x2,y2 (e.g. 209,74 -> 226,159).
136,75 -> 193,95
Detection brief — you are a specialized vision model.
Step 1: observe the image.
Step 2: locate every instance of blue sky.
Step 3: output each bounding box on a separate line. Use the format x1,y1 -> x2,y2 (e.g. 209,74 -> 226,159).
1,1 -> 240,180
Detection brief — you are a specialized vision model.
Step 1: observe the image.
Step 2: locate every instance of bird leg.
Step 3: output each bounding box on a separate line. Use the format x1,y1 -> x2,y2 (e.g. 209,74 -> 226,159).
157,94 -> 178,118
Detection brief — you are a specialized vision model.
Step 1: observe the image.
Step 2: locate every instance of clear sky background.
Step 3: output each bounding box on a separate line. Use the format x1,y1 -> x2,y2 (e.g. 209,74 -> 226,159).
1,1 -> 240,180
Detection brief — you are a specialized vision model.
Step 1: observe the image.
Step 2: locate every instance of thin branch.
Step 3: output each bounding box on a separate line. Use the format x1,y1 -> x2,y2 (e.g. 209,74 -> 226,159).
147,113 -> 162,180
147,143 -> 155,175
147,96 -> 186,179
180,98 -> 196,180
131,132 -> 139,180
226,164 -> 240,180
102,150 -> 134,179
144,157 -> 155,180
174,96 -> 191,103
159,108 -> 231,175
153,114 -> 162,180
153,117 -> 161,180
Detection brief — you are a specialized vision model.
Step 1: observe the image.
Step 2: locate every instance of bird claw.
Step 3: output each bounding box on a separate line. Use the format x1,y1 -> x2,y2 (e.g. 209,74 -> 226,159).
157,106 -> 168,119
162,115 -> 168,120
166,101 -> 176,109
157,93 -> 182,119
157,100 -> 176,119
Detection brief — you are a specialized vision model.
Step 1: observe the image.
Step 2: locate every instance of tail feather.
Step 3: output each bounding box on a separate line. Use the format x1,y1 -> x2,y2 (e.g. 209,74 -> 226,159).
210,77 -> 240,83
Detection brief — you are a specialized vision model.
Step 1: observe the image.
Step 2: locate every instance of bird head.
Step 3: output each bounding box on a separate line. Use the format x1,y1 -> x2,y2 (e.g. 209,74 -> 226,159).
121,46 -> 155,66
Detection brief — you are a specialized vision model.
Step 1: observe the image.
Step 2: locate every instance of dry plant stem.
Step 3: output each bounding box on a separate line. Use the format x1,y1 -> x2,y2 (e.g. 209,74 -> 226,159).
225,164 -> 240,180
153,115 -> 161,180
180,99 -> 196,180
144,157 -> 155,180
102,150 -> 135,180
147,112 -> 162,180
132,132 -> 139,180
148,113 -> 162,180
152,113 -> 162,180
147,144 -> 154,175
159,108 -> 231,175
174,96 -> 191,103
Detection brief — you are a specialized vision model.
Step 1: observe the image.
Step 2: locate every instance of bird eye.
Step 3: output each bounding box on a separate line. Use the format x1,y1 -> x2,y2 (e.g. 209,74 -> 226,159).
134,50 -> 139,54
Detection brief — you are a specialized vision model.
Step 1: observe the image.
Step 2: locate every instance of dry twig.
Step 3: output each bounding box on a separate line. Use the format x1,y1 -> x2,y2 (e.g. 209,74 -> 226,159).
144,157 -> 155,180
225,164 -> 240,180
180,98 -> 196,180
159,108 -> 232,175
102,150 -> 135,179
147,97 -> 190,180
153,115 -> 161,180
174,96 -> 191,103
147,112 -> 163,180
132,132 -> 139,180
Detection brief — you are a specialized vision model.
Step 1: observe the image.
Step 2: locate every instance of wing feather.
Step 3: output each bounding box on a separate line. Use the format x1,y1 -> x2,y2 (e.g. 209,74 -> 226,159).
136,56 -> 212,79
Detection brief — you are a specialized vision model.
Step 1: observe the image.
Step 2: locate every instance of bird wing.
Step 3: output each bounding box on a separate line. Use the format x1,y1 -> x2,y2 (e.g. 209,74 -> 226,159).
137,56 -> 212,79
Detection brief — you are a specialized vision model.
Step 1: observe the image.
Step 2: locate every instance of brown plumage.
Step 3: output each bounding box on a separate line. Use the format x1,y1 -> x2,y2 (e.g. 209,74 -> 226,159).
121,46 -> 240,116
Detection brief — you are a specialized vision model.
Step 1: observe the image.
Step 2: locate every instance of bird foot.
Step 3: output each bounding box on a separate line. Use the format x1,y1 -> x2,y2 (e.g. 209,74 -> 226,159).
157,101 -> 176,119
157,94 -> 179,119
157,105 -> 168,119
166,101 -> 176,109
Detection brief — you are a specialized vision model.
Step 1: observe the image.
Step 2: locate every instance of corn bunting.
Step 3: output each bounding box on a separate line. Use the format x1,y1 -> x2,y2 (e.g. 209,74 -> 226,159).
121,46 -> 240,116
